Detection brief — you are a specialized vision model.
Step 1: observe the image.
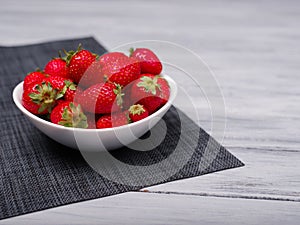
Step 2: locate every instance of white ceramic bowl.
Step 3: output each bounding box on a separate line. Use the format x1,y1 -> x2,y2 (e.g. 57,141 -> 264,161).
12,75 -> 177,151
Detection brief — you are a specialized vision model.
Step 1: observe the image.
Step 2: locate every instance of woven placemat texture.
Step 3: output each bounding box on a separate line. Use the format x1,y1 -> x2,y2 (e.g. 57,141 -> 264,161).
0,37 -> 244,220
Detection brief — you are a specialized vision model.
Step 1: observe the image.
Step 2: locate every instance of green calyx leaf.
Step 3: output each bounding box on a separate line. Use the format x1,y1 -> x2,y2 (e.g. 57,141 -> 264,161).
62,50 -> 75,65
113,83 -> 124,107
59,108 -> 73,127
56,91 -> 65,100
61,44 -> 82,65
64,80 -> 77,91
58,50 -> 63,59
129,104 -> 145,115
29,93 -> 42,103
56,80 -> 77,100
93,53 -> 100,60
59,103 -> 88,128
29,82 -> 57,113
137,76 -> 161,95
38,103 -> 48,113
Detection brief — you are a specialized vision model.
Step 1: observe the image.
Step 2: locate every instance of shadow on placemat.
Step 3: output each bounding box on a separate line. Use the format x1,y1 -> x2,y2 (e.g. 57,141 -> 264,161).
0,37 -> 244,220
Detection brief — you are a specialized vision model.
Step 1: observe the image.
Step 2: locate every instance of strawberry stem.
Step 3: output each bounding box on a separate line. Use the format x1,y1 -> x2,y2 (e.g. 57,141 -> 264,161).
129,47 -> 135,57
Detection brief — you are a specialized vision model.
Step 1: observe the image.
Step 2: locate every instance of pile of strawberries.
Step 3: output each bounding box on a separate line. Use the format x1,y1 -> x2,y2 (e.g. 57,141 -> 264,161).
22,45 -> 170,129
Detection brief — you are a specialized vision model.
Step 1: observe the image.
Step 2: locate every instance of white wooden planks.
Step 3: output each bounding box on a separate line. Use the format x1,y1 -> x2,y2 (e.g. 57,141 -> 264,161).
0,0 -> 299,224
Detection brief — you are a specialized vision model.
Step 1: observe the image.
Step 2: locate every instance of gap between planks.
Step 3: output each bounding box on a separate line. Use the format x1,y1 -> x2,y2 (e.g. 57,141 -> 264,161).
136,190 -> 300,203
227,146 -> 300,153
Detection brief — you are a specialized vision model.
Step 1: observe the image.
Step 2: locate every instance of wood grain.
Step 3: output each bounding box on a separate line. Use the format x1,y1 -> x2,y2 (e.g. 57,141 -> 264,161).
144,147 -> 300,201
0,0 -> 299,224
1,193 -> 300,225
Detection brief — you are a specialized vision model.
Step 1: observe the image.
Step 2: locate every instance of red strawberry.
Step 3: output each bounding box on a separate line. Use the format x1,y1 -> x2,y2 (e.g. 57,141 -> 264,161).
50,101 -> 88,128
22,81 -> 58,115
128,104 -> 149,122
99,52 -> 127,65
46,76 -> 76,99
77,59 -> 103,88
131,74 -> 170,114
100,52 -> 140,87
44,58 -> 70,79
96,112 -> 128,129
85,113 -> 101,129
47,76 -> 68,90
79,82 -> 124,114
130,48 -> 162,75
64,85 -> 83,102
65,46 -> 97,84
23,71 -> 47,90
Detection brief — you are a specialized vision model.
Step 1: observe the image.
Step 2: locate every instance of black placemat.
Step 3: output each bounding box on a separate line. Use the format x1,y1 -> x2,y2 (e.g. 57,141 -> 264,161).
0,37 -> 244,220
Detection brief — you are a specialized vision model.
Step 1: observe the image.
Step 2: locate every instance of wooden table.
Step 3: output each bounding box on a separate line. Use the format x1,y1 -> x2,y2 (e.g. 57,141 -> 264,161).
1,0 -> 299,224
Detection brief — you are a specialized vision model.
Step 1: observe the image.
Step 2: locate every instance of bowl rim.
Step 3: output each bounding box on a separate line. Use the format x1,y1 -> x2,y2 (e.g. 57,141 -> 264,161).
12,75 -> 178,132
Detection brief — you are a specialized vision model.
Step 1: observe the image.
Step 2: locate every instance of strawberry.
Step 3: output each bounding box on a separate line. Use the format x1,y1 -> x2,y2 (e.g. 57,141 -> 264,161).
85,113 -> 101,129
77,59 -> 103,88
23,71 -> 47,91
50,101 -> 88,128
22,81 -> 59,115
128,104 -> 149,122
130,48 -> 162,75
46,76 -> 77,99
47,76 -> 69,90
79,82 -> 124,114
44,58 -> 70,79
64,85 -> 83,102
100,52 -> 140,87
64,45 -> 97,84
96,112 -> 128,129
99,52 -> 127,65
131,74 -> 170,114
